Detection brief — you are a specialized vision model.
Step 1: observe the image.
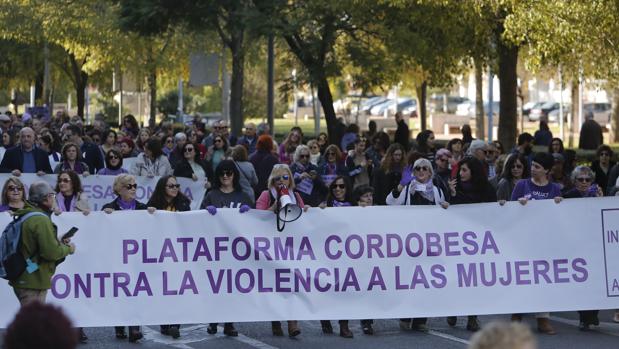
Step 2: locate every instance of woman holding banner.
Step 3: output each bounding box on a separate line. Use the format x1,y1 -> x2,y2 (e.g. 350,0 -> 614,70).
201,159 -> 253,338
319,176 -> 355,338
0,176 -> 27,213
448,156 -> 497,332
509,152 -> 562,335
147,175 -> 191,339
255,164 -> 304,338
386,158 -> 448,333
496,154 -> 529,202
52,170 -> 91,343
290,145 -> 326,207
102,174 -> 156,343
318,144 -> 347,187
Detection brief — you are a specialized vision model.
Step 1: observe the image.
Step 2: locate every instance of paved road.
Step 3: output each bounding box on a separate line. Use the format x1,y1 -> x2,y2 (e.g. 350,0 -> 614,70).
3,310 -> 616,348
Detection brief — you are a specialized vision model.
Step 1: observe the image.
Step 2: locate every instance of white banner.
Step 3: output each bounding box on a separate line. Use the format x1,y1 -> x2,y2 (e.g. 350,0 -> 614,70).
0,198 -> 619,327
0,173 -> 206,211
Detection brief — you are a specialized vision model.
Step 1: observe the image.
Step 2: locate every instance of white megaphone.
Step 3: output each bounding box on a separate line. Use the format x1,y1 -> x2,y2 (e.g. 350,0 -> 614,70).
276,186 -> 302,231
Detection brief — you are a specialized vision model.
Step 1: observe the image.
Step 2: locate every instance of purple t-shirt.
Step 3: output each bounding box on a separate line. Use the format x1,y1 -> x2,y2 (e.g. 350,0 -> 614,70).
510,179 -> 562,201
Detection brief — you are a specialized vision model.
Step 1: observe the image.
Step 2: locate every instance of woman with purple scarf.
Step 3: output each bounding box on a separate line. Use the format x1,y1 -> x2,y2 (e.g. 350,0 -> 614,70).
97,149 -> 128,176
102,174 -> 155,343
318,175 -> 355,338
52,170 -> 90,343
53,143 -> 90,176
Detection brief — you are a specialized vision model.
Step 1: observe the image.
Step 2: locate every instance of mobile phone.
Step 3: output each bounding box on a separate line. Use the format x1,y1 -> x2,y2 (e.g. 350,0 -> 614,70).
62,227 -> 78,241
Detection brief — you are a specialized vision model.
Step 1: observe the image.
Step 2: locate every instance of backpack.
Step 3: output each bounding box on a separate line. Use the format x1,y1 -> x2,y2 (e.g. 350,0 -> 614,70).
0,212 -> 46,281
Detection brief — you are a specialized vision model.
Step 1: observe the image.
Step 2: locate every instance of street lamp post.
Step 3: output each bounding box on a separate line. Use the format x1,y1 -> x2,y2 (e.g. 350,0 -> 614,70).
292,69 -> 298,126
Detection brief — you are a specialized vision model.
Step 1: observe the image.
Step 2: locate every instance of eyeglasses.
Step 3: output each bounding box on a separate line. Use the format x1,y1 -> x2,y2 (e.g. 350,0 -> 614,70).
166,184 -> 181,189
7,185 -> 23,192
58,178 -> 71,184
46,193 -> 56,198
273,175 -> 290,182
576,177 -> 593,183
299,154 -> 310,159
513,164 -> 524,169
600,153 -> 610,157
214,139 -> 223,144
221,170 -> 234,177
414,166 -> 430,172
326,152 -> 336,157
125,184 -> 138,190
484,150 -> 495,155
333,183 -> 346,190
166,139 -> 173,144
436,157 -> 448,162
184,148 -> 195,153
108,155 -> 119,160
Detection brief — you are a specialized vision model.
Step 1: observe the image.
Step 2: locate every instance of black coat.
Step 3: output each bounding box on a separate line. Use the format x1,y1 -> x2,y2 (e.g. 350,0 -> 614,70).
578,119 -> 603,150
372,167 -> 401,205
591,160 -> 616,196
80,141 -> 105,173
394,120 -> 410,151
451,183 -> 497,205
173,159 -> 212,181
0,146 -> 52,173
249,150 -> 280,197
102,198 -> 148,211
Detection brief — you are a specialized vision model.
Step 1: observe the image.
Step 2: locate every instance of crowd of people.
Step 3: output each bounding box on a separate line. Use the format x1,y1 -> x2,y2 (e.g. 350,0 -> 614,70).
1,110 -> 618,343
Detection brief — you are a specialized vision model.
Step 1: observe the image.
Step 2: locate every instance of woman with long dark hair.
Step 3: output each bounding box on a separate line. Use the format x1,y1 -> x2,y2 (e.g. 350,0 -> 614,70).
590,145 -> 615,195
415,130 -> 436,163
447,156 -> 497,332
174,142 -> 211,182
548,138 -> 565,155
372,143 -> 405,205
279,127 -> 303,164
496,154 -> 530,202
318,144 -> 348,187
319,175 -> 355,338
146,175 -> 190,339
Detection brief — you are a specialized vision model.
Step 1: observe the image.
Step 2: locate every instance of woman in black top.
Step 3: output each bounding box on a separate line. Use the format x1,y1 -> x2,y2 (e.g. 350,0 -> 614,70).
590,145 -> 615,195
174,142 -> 212,183
372,143 -> 405,205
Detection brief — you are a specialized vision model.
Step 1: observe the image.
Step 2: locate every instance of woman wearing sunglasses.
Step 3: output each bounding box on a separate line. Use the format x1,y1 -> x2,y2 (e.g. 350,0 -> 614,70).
102,174 -> 156,343
255,164 -> 304,338
97,149 -> 128,176
386,158 -> 448,333
52,170 -> 90,343
289,145 -> 326,207
0,177 -> 27,213
319,175 -> 355,338
496,154 -> 530,202
174,142 -> 212,184
146,175 -> 191,339
318,144 -> 348,187
200,160 -> 253,338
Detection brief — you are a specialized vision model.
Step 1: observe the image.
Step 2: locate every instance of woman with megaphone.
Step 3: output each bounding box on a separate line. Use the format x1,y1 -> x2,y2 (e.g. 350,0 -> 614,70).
255,164 -> 306,338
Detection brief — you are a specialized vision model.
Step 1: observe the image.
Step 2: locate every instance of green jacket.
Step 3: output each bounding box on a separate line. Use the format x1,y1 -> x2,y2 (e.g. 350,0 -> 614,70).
9,203 -> 71,290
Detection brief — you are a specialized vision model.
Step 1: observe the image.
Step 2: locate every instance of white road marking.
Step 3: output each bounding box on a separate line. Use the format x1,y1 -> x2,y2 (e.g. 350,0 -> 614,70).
142,325 -> 279,349
427,330 -> 470,345
550,316 -> 619,337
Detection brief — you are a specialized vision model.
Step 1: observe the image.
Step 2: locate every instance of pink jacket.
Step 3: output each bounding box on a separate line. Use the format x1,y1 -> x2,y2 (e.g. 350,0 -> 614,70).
256,190 -> 305,210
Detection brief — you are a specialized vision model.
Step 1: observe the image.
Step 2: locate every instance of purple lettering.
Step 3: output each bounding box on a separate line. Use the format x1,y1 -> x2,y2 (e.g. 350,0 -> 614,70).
193,238 -> 213,261
553,259 -> 569,283
430,265 -> 447,288
142,240 -> 157,264
51,274 -> 71,299
386,234 -> 402,257
368,266 -> 386,290
75,274 -> 91,298
314,268 -> 331,292
163,271 -> 178,295
133,272 -> 153,296
514,261 -> 531,285
395,266 -> 408,290
177,238 -> 193,262
457,263 -> 477,287
325,235 -> 342,260
254,237 -> 272,260
532,260 -> 551,284
232,237 -> 251,261
159,239 -> 178,263
206,269 -> 225,293
481,231 -> 500,255
214,237 -> 229,261
479,262 -> 496,286
94,273 -> 110,297
258,269 -> 273,292
122,240 -> 138,264
274,237 -> 294,260
366,234 -> 384,258
462,231 -> 478,255
113,273 -> 131,297
405,233 -> 423,257
444,232 -> 460,256
341,268 -> 360,291
275,269 -> 291,292
179,270 -> 198,295
572,258 -> 588,282
235,268 -> 255,293
345,235 -> 364,259
297,237 -> 315,260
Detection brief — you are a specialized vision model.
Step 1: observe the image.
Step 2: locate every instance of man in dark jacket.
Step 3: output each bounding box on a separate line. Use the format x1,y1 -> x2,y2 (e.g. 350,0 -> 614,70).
0,127 -> 52,175
394,112 -> 410,151
579,111 -> 603,150
11,182 -> 75,306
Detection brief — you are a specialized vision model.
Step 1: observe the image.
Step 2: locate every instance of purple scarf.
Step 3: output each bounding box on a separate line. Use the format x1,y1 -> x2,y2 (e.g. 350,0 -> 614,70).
62,161 -> 85,173
332,200 -> 351,207
117,198 -> 136,210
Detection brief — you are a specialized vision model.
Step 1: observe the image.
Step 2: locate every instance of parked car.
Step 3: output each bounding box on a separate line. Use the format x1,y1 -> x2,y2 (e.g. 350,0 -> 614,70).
529,102 -> 560,121
361,97 -> 388,113
371,99 -> 400,116
523,101 -> 545,116
547,106 -> 571,123
388,98 -> 416,114
466,101 -> 500,119
584,102 -> 612,125
429,95 -> 470,114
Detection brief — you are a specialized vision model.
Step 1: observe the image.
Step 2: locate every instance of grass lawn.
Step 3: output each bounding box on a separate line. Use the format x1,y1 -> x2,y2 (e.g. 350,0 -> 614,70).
245,117 -> 327,137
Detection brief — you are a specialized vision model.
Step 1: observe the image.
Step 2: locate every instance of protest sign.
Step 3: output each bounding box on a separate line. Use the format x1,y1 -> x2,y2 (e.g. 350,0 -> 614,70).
0,197 -> 617,327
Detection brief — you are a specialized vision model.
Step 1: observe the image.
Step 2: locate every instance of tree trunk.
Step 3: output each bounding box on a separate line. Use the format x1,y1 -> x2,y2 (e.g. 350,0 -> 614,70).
475,59 -> 485,139
497,39 -> 518,150
569,80 -> 579,148
68,52 -> 88,118
148,65 -> 157,128
418,81 -> 428,131
612,88 -> 619,143
229,34 -> 244,138
316,76 -> 338,145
